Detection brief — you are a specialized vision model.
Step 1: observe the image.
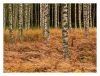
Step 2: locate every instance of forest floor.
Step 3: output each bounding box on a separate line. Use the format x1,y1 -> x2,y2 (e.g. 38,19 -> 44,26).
4,28 -> 96,72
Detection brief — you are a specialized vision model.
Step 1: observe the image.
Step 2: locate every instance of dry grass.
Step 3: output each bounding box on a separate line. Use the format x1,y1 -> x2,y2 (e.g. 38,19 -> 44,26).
4,28 -> 96,72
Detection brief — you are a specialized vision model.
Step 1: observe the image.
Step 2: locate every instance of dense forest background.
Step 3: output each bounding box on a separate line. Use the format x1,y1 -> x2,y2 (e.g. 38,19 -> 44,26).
3,3 -> 96,29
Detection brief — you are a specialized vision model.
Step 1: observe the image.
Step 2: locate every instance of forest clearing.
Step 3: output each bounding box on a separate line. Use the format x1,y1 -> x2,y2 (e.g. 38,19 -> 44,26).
3,3 -> 96,72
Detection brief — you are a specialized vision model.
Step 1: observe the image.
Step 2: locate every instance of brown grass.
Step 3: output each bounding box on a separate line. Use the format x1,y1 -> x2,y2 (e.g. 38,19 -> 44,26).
4,28 -> 96,72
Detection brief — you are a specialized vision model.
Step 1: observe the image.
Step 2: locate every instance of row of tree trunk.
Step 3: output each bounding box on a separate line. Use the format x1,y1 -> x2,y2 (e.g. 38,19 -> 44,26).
4,3 -> 96,59
4,3 -> 96,29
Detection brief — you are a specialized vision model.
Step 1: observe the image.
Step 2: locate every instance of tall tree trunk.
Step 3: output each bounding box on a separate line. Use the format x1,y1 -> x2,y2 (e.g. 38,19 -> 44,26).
75,4 -> 77,28
19,4 -> 23,41
37,4 -> 40,28
40,4 -> 44,35
89,4 -> 92,28
79,4 -> 82,28
3,4 -> 6,29
83,4 -> 89,38
44,4 -> 49,41
8,4 -> 13,44
55,4 -> 57,28
57,4 -> 59,28
92,4 -> 95,28
37,4 -> 39,28
25,4 -> 28,30
12,4 -> 18,30
52,4 -> 54,26
62,4 -> 69,59
14,4 -> 18,30
35,4 -> 37,27
27,4 -> 30,29
30,4 -> 33,28
12,4 -> 15,29
68,4 -> 72,29
40,4 -> 42,28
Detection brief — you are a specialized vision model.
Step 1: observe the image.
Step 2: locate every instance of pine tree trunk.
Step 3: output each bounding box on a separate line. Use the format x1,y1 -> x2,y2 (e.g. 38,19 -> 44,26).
19,4 -> 23,41
62,4 -> 69,59
83,4 -> 89,38
79,4 -> 82,28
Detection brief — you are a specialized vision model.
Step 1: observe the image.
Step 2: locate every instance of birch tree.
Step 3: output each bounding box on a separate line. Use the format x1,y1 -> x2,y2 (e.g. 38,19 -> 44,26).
68,4 -> 72,29
89,4 -> 92,28
35,4 -> 37,26
62,4 -> 69,59
55,4 -> 57,28
3,4 -> 6,29
37,4 -> 40,27
25,4 -> 28,30
27,4 -> 31,29
19,4 -> 23,41
44,4 -> 50,41
92,4 -> 95,27
52,4 -> 54,26
75,4 -> 77,28
12,4 -> 15,29
79,4 -> 82,28
40,4 -> 45,35
8,4 -> 13,44
83,4 -> 89,38
30,4 -> 33,28
57,4 -> 59,27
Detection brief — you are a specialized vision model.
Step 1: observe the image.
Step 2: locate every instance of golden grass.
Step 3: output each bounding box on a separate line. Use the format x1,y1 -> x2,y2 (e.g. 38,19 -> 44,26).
4,28 -> 96,72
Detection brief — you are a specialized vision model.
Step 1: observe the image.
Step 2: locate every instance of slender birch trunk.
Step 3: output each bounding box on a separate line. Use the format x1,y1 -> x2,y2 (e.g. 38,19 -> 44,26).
68,4 -> 72,29
89,4 -> 92,28
40,4 -> 44,35
25,4 -> 28,30
62,4 -> 69,59
19,4 -> 23,41
52,4 -> 54,26
55,4 -> 57,28
30,4 -> 33,28
75,4 -> 77,28
35,4 -> 37,27
27,4 -> 30,29
8,4 -> 13,44
3,4 -> 6,29
57,4 -> 59,27
79,4 -> 82,28
44,4 -> 50,41
83,4 -> 89,38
